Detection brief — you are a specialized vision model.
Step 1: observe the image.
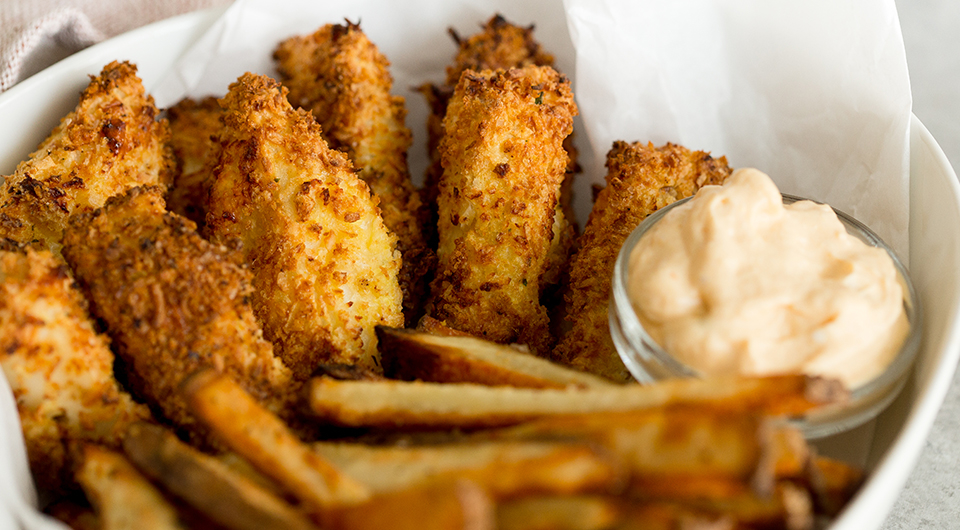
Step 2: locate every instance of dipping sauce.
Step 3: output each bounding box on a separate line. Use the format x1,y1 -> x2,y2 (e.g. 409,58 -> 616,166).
626,168 -> 909,388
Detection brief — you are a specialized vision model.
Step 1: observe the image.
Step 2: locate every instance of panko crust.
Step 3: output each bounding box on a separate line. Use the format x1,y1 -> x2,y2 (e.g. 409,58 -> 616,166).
0,243 -> 151,493
206,73 -> 403,379
275,22 -> 433,327
0,61 -> 174,249
419,14 -> 557,224
553,142 -> 733,382
418,15 -> 576,294
165,96 -> 222,229
60,186 -> 295,440
428,65 -> 576,355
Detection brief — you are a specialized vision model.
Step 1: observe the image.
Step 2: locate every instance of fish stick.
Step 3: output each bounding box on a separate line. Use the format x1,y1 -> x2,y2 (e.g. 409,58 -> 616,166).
275,22 -> 433,327
420,14 -> 557,219
553,142 -> 732,381
419,16 -> 576,296
205,73 -> 403,378
0,242 -> 151,493
0,60 -> 174,250
428,65 -> 576,354
61,186 -> 296,441
165,96 -> 222,229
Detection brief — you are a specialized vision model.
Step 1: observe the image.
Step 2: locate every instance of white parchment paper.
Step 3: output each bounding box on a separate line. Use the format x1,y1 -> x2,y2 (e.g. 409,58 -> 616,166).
153,0 -> 912,257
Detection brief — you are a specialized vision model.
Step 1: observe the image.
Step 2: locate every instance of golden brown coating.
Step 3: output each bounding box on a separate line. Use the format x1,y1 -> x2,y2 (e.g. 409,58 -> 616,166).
420,14 -> 558,224
553,142 -> 733,382
165,96 -> 222,229
419,15 -> 576,296
428,65 -> 576,355
0,60 -> 174,250
275,22 -> 433,327
205,73 -> 403,379
60,186 -> 296,440
0,243 -> 151,493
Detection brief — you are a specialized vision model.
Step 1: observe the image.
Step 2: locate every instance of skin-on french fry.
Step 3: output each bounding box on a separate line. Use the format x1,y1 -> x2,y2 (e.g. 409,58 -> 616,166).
46,500 -> 102,530
122,422 -> 318,530
496,496 -> 622,530
805,455 -> 865,517
377,326 -> 615,389
312,439 -> 624,498
182,370 -> 370,516
76,445 -> 186,530
327,478 -> 493,530
492,406 -> 809,500
307,374 -> 846,430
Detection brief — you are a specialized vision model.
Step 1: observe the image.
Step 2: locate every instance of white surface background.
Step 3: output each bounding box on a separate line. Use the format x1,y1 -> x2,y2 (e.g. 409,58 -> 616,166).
884,1 -> 960,528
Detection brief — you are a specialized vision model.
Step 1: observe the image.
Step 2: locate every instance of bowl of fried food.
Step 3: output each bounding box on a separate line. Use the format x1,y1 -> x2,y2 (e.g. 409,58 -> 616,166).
0,2 -> 958,530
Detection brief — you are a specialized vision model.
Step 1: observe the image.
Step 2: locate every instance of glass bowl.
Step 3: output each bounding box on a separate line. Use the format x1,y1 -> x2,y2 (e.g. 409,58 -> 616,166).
609,194 -> 922,438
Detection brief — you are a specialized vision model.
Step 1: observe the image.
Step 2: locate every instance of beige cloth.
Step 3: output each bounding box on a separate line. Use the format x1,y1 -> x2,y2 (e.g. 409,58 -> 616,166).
0,0 -> 231,91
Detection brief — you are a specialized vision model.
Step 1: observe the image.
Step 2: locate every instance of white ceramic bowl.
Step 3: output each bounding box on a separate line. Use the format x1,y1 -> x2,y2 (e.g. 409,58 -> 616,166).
0,8 -> 958,530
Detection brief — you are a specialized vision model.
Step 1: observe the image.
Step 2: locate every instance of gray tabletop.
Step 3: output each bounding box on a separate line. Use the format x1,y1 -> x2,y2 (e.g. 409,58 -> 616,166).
884,1 -> 960,528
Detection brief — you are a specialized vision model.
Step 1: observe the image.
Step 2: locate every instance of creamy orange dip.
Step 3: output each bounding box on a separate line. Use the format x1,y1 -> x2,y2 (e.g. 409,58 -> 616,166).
627,168 -> 909,388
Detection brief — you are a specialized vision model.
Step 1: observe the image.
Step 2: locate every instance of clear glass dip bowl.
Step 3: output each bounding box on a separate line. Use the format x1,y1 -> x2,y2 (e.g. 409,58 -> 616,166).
609,194 -> 922,438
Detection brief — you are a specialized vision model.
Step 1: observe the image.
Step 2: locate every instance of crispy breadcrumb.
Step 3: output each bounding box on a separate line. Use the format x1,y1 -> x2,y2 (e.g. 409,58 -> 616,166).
205,73 -> 403,379
165,96 -> 222,229
0,61 -> 174,250
418,15 -> 576,295
60,187 -> 296,441
553,142 -> 733,381
428,65 -> 576,355
275,22 -> 433,327
0,242 -> 151,493
420,14 -> 557,224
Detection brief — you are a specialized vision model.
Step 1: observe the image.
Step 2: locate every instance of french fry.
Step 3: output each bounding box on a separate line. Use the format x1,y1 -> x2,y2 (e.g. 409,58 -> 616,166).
122,422 -> 318,530
182,370 -> 370,516
76,445 -> 186,530
307,374 -> 846,429
496,496 -> 622,530
46,500 -> 101,530
328,478 -> 494,530
491,406 -> 809,500
377,326 -> 615,389
805,455 -> 864,517
313,439 -> 624,498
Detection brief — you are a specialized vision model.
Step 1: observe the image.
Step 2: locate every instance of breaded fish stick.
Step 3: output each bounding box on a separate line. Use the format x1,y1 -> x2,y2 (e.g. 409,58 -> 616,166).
428,65 -> 576,354
165,96 -> 222,229
275,22 -> 433,327
0,242 -> 151,493
205,73 -> 403,378
0,61 -> 174,249
420,15 -> 576,294
553,142 -> 732,382
61,186 -> 295,441
420,14 -> 557,216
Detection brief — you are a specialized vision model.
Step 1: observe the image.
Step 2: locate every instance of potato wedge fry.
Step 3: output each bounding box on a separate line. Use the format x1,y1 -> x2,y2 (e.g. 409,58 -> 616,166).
183,370 -> 370,514
377,326 -> 615,389
328,478 -> 493,530
496,496 -> 621,530
307,374 -> 846,429
122,422 -> 318,530
313,439 -> 623,497
76,445 -> 186,530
